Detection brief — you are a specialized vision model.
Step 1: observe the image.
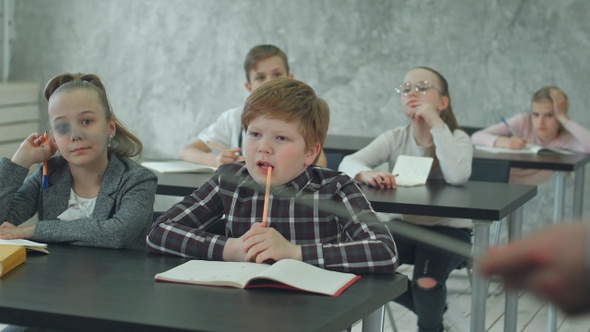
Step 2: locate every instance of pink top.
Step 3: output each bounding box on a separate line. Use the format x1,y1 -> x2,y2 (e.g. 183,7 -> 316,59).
472,113 -> 590,185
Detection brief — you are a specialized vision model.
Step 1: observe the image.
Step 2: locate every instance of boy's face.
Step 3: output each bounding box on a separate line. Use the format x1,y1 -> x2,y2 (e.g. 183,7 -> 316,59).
245,56 -> 292,93
244,116 -> 320,187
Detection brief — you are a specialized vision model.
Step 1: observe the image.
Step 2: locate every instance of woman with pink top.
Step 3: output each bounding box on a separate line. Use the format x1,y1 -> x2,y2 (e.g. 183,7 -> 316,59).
471,86 -> 590,184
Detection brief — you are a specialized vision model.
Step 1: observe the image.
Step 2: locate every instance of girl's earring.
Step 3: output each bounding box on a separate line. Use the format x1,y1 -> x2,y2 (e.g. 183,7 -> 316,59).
108,135 -> 114,148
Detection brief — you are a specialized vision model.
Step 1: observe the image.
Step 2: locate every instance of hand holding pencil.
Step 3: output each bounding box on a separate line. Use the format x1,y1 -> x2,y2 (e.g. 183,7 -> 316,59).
241,165 -> 303,263
206,141 -> 244,165
497,117 -> 527,150
10,132 -> 55,170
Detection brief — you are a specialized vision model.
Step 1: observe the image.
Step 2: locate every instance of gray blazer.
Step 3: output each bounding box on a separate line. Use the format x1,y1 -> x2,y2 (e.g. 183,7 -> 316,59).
0,154 -> 157,249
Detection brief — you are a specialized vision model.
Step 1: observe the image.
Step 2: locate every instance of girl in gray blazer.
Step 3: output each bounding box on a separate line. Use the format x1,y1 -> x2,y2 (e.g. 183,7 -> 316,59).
0,73 -> 157,249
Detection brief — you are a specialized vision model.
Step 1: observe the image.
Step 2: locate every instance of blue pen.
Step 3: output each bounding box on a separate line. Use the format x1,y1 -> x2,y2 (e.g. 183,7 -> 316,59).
500,117 -> 517,137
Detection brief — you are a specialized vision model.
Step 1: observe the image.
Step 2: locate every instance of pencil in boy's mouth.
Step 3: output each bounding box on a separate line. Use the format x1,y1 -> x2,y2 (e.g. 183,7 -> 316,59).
257,161 -> 274,169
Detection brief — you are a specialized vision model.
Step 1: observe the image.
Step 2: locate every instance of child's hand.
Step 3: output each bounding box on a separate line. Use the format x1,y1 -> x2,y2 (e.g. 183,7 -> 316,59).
0,224 -> 34,240
494,136 -> 527,150
242,223 -> 302,263
550,89 -> 569,122
410,102 -> 444,128
355,170 -> 396,189
11,133 -> 56,169
222,237 -> 248,262
215,148 -> 244,166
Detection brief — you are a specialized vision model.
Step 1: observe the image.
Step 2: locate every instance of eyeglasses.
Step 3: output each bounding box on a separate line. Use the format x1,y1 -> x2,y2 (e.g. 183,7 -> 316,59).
395,81 -> 441,96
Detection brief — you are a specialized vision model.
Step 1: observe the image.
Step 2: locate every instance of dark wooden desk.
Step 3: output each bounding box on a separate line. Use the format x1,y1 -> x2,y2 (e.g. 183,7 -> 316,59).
0,245 -> 407,332
473,149 -> 590,219
362,180 -> 536,221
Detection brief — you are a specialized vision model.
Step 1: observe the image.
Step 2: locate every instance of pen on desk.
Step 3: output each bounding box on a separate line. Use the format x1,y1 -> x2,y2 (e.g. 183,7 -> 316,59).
42,131 -> 48,190
260,166 -> 273,227
206,140 -> 229,153
500,117 -> 517,137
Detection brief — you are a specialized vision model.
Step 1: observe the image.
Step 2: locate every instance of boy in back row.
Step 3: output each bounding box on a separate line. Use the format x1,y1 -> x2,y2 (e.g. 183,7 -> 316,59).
179,44 -> 328,168
147,78 -> 397,274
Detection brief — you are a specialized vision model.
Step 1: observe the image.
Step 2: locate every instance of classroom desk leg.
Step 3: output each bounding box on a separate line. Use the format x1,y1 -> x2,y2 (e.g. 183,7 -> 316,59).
548,171 -> 567,332
362,306 -> 385,332
471,220 -> 491,332
573,165 -> 585,219
504,207 -> 523,332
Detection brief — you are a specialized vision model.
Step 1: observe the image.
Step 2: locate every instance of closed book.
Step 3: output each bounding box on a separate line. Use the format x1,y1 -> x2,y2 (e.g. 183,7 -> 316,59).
155,259 -> 360,297
0,245 -> 26,277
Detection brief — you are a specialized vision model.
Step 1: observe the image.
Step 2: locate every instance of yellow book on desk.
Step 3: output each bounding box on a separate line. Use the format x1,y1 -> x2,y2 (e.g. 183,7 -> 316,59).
155,259 -> 360,297
475,144 -> 574,155
141,160 -> 217,174
0,245 -> 26,277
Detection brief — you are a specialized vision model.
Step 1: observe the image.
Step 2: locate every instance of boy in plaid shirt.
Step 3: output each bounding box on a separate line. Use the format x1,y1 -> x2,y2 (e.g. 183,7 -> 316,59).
147,78 -> 397,274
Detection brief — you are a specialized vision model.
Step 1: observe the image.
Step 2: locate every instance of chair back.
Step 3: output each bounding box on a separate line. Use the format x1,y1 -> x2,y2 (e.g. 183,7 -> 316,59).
469,159 -> 511,183
461,126 -> 483,136
326,152 -> 345,170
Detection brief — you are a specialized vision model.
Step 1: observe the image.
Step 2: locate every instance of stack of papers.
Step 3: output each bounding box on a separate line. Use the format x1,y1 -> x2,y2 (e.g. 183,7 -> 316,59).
0,239 -> 49,254
141,161 -> 217,173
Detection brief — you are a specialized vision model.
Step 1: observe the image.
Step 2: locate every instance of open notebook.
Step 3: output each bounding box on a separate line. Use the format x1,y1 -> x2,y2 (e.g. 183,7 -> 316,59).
475,144 -> 574,156
155,259 -> 360,297
141,160 -> 217,173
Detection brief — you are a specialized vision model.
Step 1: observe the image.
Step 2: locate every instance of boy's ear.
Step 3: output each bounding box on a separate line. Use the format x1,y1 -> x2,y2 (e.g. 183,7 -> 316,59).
304,142 -> 322,166
245,81 -> 253,93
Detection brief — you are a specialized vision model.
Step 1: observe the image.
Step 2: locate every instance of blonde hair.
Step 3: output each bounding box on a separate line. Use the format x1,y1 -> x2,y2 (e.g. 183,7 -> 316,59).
242,78 -> 329,154
44,73 -> 143,158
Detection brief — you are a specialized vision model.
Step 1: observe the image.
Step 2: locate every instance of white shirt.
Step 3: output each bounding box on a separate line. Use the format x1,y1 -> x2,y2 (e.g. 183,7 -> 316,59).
57,189 -> 97,221
196,106 -> 246,152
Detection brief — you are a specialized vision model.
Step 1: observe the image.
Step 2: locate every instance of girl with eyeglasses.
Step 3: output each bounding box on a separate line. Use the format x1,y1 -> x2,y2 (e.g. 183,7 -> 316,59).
339,67 -> 473,332
472,86 -> 590,185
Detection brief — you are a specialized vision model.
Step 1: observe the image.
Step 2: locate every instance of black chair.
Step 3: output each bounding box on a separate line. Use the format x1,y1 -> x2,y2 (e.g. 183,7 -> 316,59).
470,159 -> 511,183
325,152 -> 345,170
461,126 -> 483,136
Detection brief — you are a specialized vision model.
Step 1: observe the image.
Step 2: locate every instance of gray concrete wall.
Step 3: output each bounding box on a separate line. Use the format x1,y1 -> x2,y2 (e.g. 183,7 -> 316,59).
9,0 -> 590,234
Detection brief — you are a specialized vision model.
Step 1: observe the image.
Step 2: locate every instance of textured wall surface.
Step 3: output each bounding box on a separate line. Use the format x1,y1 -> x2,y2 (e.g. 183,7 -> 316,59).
8,0 -> 590,232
